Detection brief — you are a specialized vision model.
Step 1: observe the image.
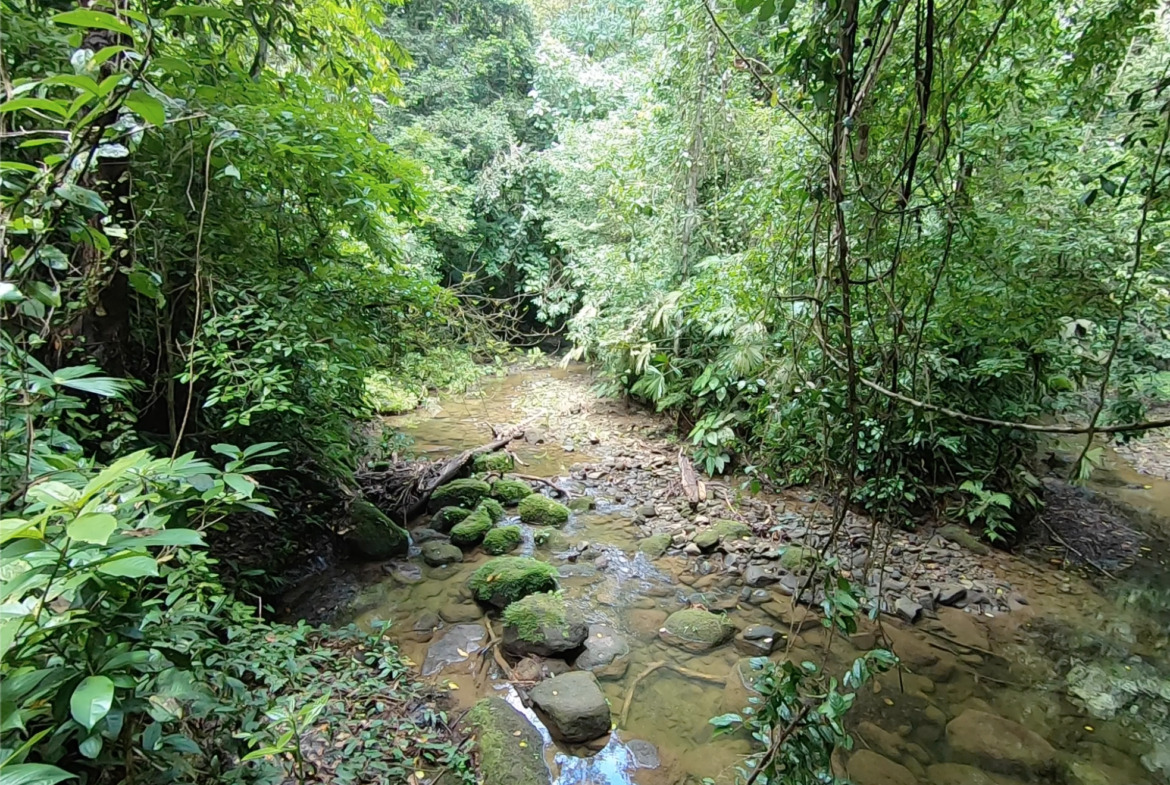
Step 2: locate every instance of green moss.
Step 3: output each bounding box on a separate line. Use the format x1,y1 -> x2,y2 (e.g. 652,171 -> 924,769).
638,533 -> 672,558
693,530 -> 719,551
483,525 -> 522,555
567,496 -> 596,513
502,592 -> 566,643
476,497 -> 505,522
713,519 -> 752,540
533,529 -> 569,550
347,499 -> 409,560
449,509 -> 494,547
518,494 -> 570,526
662,608 -> 735,649
490,479 -> 534,505
429,478 -> 491,511
779,545 -> 819,570
431,506 -> 472,531
469,556 -> 559,609
466,698 -> 549,785
472,452 -> 515,472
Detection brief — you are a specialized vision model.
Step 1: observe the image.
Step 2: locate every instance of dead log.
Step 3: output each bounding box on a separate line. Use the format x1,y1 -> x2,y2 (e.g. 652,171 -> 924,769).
679,449 -> 701,508
399,413 -> 541,521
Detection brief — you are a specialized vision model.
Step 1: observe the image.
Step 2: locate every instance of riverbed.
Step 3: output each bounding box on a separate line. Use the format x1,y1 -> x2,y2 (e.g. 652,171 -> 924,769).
324,366 -> 1170,785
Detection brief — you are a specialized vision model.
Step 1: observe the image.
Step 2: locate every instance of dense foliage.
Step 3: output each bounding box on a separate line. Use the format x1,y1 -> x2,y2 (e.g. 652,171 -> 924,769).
537,0 -> 1170,539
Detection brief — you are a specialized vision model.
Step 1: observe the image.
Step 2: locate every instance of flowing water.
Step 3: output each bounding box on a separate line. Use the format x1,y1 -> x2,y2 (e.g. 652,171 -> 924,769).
334,368 -> 1170,785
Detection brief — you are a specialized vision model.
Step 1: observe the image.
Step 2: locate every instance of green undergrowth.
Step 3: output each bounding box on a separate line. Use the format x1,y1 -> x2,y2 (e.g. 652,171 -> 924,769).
365,348 -> 507,414
212,622 -> 475,784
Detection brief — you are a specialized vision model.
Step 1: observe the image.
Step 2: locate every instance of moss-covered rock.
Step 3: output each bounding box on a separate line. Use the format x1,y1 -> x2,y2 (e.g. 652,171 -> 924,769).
779,545 -> 819,571
567,496 -> 596,513
491,478 -> 534,505
638,533 -> 672,558
518,494 -> 570,526
469,556 -> 559,609
713,519 -> 752,541
501,592 -> 587,658
937,524 -> 991,555
346,499 -> 409,560
420,540 -> 463,566
483,525 -> 522,555
450,509 -> 494,547
429,478 -> 491,511
477,497 -> 506,523
660,608 -> 736,651
466,698 -> 551,785
431,506 -> 472,532
472,452 -> 515,473
533,529 -> 569,550
693,530 -> 720,551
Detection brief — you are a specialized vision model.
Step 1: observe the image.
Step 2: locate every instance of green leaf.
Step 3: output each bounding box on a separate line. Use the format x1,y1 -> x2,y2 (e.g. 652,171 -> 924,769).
223,474 -> 255,497
97,553 -> 158,578
66,513 -> 118,545
70,676 -> 114,731
0,764 -> 75,785
708,713 -> 742,728
0,519 -> 40,544
0,98 -> 69,117
110,529 -> 204,548
78,735 -> 102,759
54,184 -> 107,214
51,9 -> 134,37
124,91 -> 165,127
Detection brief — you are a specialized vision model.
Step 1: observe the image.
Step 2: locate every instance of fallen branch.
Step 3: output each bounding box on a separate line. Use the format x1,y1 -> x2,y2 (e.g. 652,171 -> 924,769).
512,473 -> 571,498
617,660 -> 723,727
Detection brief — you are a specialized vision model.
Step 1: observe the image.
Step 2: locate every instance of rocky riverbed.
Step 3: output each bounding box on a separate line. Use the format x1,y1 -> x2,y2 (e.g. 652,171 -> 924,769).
285,365 -> 1170,785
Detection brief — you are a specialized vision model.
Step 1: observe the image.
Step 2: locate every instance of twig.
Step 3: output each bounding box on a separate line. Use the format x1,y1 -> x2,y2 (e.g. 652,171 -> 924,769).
618,661 -> 665,727
1039,520 -> 1117,579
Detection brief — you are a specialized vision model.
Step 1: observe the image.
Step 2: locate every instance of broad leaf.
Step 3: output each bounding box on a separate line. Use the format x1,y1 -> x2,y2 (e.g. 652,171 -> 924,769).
51,9 -> 134,36
66,513 -> 118,545
69,676 -> 114,731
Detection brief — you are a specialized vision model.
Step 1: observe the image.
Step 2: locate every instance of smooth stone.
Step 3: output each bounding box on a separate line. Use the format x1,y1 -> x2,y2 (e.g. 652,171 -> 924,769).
422,624 -> 484,676
626,739 -> 660,769
421,540 -> 464,566
946,709 -> 1057,776
894,597 -> 923,623
576,625 -> 631,679
846,750 -> 918,785
440,601 -> 484,624
743,564 -> 780,587
936,585 -> 968,606
411,528 -> 449,543
527,671 -> 611,743
924,763 -> 999,785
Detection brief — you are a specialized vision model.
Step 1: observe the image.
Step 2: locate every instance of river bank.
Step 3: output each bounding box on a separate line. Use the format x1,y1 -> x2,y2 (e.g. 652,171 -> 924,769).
284,365 -> 1170,785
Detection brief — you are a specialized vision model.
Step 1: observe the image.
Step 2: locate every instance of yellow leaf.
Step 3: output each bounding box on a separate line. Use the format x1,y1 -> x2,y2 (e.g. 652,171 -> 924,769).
447,682 -> 459,690
416,772 -> 427,779
518,741 -> 527,748
457,648 -> 469,657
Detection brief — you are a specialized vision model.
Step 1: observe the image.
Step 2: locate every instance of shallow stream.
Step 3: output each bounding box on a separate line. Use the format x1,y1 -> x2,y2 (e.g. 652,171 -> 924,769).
335,368 -> 1170,785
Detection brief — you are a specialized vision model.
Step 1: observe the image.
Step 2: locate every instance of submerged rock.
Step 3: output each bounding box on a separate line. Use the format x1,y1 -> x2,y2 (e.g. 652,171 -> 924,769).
518,494 -> 571,526
346,499 -> 409,560
429,478 -> 491,511
483,525 -> 523,555
466,698 -> 551,785
528,671 -> 611,743
626,739 -> 660,769
847,750 -> 918,785
439,601 -> 484,623
501,592 -> 588,658
925,763 -> 999,785
469,556 -> 559,609
945,709 -> 1057,776
575,624 -> 630,679
568,496 -> 597,513
422,624 -> 484,676
420,540 -> 463,566
659,609 -> 735,651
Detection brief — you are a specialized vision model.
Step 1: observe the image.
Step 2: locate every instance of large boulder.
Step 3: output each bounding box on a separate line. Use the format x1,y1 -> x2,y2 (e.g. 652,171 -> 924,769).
527,671 -> 611,743
518,494 -> 571,526
346,500 -> 409,560
469,557 -> 559,609
420,540 -> 463,566
501,592 -> 588,658
450,508 -> 494,547
946,709 -> 1057,776
483,525 -> 523,555
491,479 -> 534,505
846,750 -> 918,785
429,478 -> 491,511
466,698 -> 551,785
477,497 -> 506,522
659,609 -> 735,651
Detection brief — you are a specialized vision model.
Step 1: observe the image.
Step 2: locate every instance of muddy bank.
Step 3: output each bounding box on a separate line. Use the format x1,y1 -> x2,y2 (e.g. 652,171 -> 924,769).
285,366 -> 1170,785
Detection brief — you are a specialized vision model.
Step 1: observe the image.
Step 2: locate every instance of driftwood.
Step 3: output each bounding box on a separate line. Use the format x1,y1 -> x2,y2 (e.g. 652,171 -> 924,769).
678,450 -> 707,507
359,414 -> 540,522
617,660 -> 723,727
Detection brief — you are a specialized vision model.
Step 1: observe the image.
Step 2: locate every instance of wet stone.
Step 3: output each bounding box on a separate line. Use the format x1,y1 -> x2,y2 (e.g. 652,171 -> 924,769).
626,739 -> 660,769
421,540 -> 463,566
440,601 -> 484,624
411,527 -> 449,544
422,624 -> 485,676
894,597 -> 923,623
575,624 -> 631,679
528,671 -> 611,743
